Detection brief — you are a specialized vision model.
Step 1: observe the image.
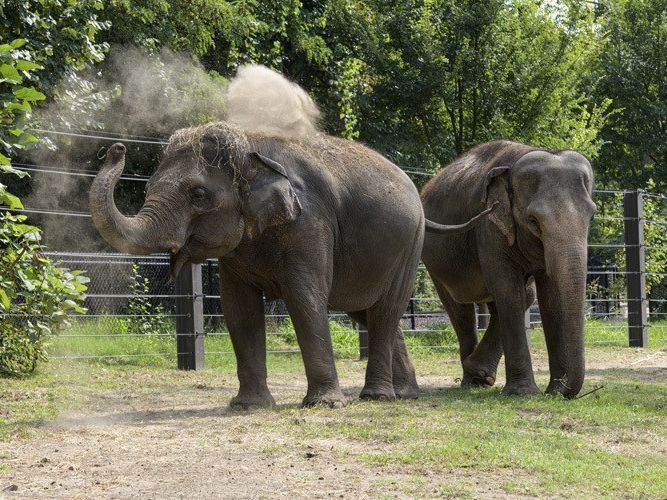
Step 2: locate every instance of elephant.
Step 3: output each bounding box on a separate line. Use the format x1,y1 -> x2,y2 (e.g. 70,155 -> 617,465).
89,123 -> 491,408
421,140 -> 595,398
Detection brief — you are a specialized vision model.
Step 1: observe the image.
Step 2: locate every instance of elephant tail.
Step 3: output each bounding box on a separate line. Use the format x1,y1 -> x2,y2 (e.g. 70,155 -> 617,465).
425,202 -> 497,235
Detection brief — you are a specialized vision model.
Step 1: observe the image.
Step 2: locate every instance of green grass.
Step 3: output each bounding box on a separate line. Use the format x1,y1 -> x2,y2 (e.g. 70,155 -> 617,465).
47,317 -> 667,371
2,320 -> 666,497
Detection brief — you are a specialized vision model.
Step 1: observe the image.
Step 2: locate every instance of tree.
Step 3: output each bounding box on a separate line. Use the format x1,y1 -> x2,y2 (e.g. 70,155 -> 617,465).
349,0 -> 609,172
593,0 -> 667,189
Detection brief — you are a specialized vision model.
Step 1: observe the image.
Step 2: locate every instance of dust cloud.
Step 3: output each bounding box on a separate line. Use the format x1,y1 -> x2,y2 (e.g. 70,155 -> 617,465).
226,64 -> 321,137
26,47 -> 229,251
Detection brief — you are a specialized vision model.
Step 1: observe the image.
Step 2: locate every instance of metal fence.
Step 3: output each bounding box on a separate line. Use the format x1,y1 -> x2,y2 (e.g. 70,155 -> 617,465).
10,187 -> 657,368
3,130 -> 666,367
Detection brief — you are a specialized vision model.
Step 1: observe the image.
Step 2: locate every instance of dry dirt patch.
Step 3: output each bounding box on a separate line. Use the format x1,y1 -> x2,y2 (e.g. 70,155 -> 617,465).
0,348 -> 665,498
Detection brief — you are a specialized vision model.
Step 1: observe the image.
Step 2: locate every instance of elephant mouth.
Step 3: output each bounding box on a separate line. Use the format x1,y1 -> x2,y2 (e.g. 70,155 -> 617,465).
169,234 -> 218,281
169,244 -> 192,283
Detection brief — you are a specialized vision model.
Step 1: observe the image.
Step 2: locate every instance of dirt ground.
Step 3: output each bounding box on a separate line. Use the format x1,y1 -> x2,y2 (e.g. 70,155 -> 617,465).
0,348 -> 665,499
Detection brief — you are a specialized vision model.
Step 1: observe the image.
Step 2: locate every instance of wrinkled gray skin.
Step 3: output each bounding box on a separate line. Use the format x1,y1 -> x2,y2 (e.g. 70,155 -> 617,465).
421,140 -> 595,398
90,123 -> 488,408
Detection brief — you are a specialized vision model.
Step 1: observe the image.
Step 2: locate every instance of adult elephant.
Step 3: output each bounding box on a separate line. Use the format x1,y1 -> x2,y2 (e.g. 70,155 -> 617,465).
421,140 -> 595,398
89,66 -> 489,408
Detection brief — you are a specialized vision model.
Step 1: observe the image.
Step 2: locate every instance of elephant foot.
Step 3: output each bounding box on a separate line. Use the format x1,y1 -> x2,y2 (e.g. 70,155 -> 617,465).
230,389 -> 276,410
301,387 -> 347,408
501,380 -> 541,396
545,377 -> 577,399
462,358 -> 497,387
359,384 -> 396,401
393,381 -> 420,399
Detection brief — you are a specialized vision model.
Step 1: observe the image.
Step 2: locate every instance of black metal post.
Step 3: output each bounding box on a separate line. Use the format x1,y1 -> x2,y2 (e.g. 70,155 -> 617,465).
623,190 -> 648,347
409,298 -> 416,331
175,263 -> 205,369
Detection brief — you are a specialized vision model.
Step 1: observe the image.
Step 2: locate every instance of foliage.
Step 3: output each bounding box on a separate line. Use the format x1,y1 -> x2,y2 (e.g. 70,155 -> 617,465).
124,263 -> 169,336
0,212 -> 88,375
345,0 -> 610,171
593,0 -> 667,189
0,38 -> 88,376
0,0 -> 110,95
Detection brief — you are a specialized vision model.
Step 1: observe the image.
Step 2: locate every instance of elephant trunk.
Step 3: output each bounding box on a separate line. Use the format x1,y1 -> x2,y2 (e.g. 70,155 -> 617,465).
89,143 -> 177,255
543,239 -> 588,398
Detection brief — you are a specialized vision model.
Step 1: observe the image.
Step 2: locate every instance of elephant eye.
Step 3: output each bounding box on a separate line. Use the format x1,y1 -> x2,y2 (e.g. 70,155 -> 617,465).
191,186 -> 209,202
527,216 -> 541,234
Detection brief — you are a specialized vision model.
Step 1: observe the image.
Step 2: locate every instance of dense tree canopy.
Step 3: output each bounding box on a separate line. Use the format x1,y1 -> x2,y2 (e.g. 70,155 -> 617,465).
3,0 -> 666,189
593,0 -> 667,189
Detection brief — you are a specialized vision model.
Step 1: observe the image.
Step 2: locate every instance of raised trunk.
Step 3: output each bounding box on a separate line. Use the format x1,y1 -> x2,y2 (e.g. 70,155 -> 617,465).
89,143 -> 174,255
537,240 -> 588,398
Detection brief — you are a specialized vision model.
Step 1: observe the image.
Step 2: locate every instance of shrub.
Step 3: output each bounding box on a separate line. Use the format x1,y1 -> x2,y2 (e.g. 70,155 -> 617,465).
1,38 -> 88,376
0,210 -> 88,375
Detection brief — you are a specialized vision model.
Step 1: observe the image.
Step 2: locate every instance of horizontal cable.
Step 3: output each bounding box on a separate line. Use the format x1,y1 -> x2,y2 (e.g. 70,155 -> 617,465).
12,164 -> 149,182
45,251 -> 169,260
65,127 -> 168,142
30,128 -> 169,145
50,352 -> 186,360
1,206 -> 91,218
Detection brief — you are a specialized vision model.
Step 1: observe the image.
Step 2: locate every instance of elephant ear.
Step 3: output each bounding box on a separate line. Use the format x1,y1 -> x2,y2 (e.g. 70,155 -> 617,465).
241,152 -> 302,237
483,166 -> 515,246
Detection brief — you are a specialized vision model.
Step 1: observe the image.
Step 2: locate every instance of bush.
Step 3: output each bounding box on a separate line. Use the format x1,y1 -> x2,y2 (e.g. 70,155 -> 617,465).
0,38 -> 88,376
0,211 -> 88,375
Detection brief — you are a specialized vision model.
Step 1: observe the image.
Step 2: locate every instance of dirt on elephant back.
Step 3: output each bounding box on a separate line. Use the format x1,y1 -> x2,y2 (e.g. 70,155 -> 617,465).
0,347 -> 665,499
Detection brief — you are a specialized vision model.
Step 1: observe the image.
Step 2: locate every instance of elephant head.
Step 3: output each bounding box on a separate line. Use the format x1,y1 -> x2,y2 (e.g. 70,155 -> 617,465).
89,122 -> 301,280
484,150 -> 595,397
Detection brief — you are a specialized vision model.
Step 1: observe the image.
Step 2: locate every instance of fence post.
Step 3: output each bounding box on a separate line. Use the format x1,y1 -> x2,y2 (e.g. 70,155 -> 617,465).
357,322 -> 369,360
623,190 -> 648,347
409,298 -> 416,331
175,263 -> 205,369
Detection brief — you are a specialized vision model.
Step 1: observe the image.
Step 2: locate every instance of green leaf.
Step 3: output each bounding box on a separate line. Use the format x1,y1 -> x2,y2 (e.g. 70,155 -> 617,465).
0,289 -> 10,310
0,44 -> 13,53
0,63 -> 23,84
15,60 -> 42,72
12,86 -> 46,101
10,39 -> 27,49
0,165 -> 30,178
5,101 -> 32,113
0,187 -> 24,209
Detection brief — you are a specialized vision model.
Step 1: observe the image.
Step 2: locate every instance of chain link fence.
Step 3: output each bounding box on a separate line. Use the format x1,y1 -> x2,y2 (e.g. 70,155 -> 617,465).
3,135 -> 666,365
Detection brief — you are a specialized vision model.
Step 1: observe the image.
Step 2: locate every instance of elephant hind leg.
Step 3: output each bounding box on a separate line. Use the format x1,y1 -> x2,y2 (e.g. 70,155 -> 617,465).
391,326 -> 419,399
348,310 -> 419,399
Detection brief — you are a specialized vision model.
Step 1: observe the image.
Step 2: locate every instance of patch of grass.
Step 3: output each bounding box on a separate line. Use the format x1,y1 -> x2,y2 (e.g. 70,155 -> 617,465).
3,321 -> 666,498
0,371 -> 64,441
271,377 -> 666,498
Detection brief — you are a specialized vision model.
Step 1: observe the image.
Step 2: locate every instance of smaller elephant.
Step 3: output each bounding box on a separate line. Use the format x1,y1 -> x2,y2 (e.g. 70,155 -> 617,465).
421,140 -> 595,398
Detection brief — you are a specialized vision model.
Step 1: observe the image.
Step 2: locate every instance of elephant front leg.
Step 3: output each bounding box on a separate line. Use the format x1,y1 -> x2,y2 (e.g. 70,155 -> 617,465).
284,292 -> 346,408
462,302 -> 503,387
535,271 -> 584,396
219,267 -> 275,409
484,266 -> 540,396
